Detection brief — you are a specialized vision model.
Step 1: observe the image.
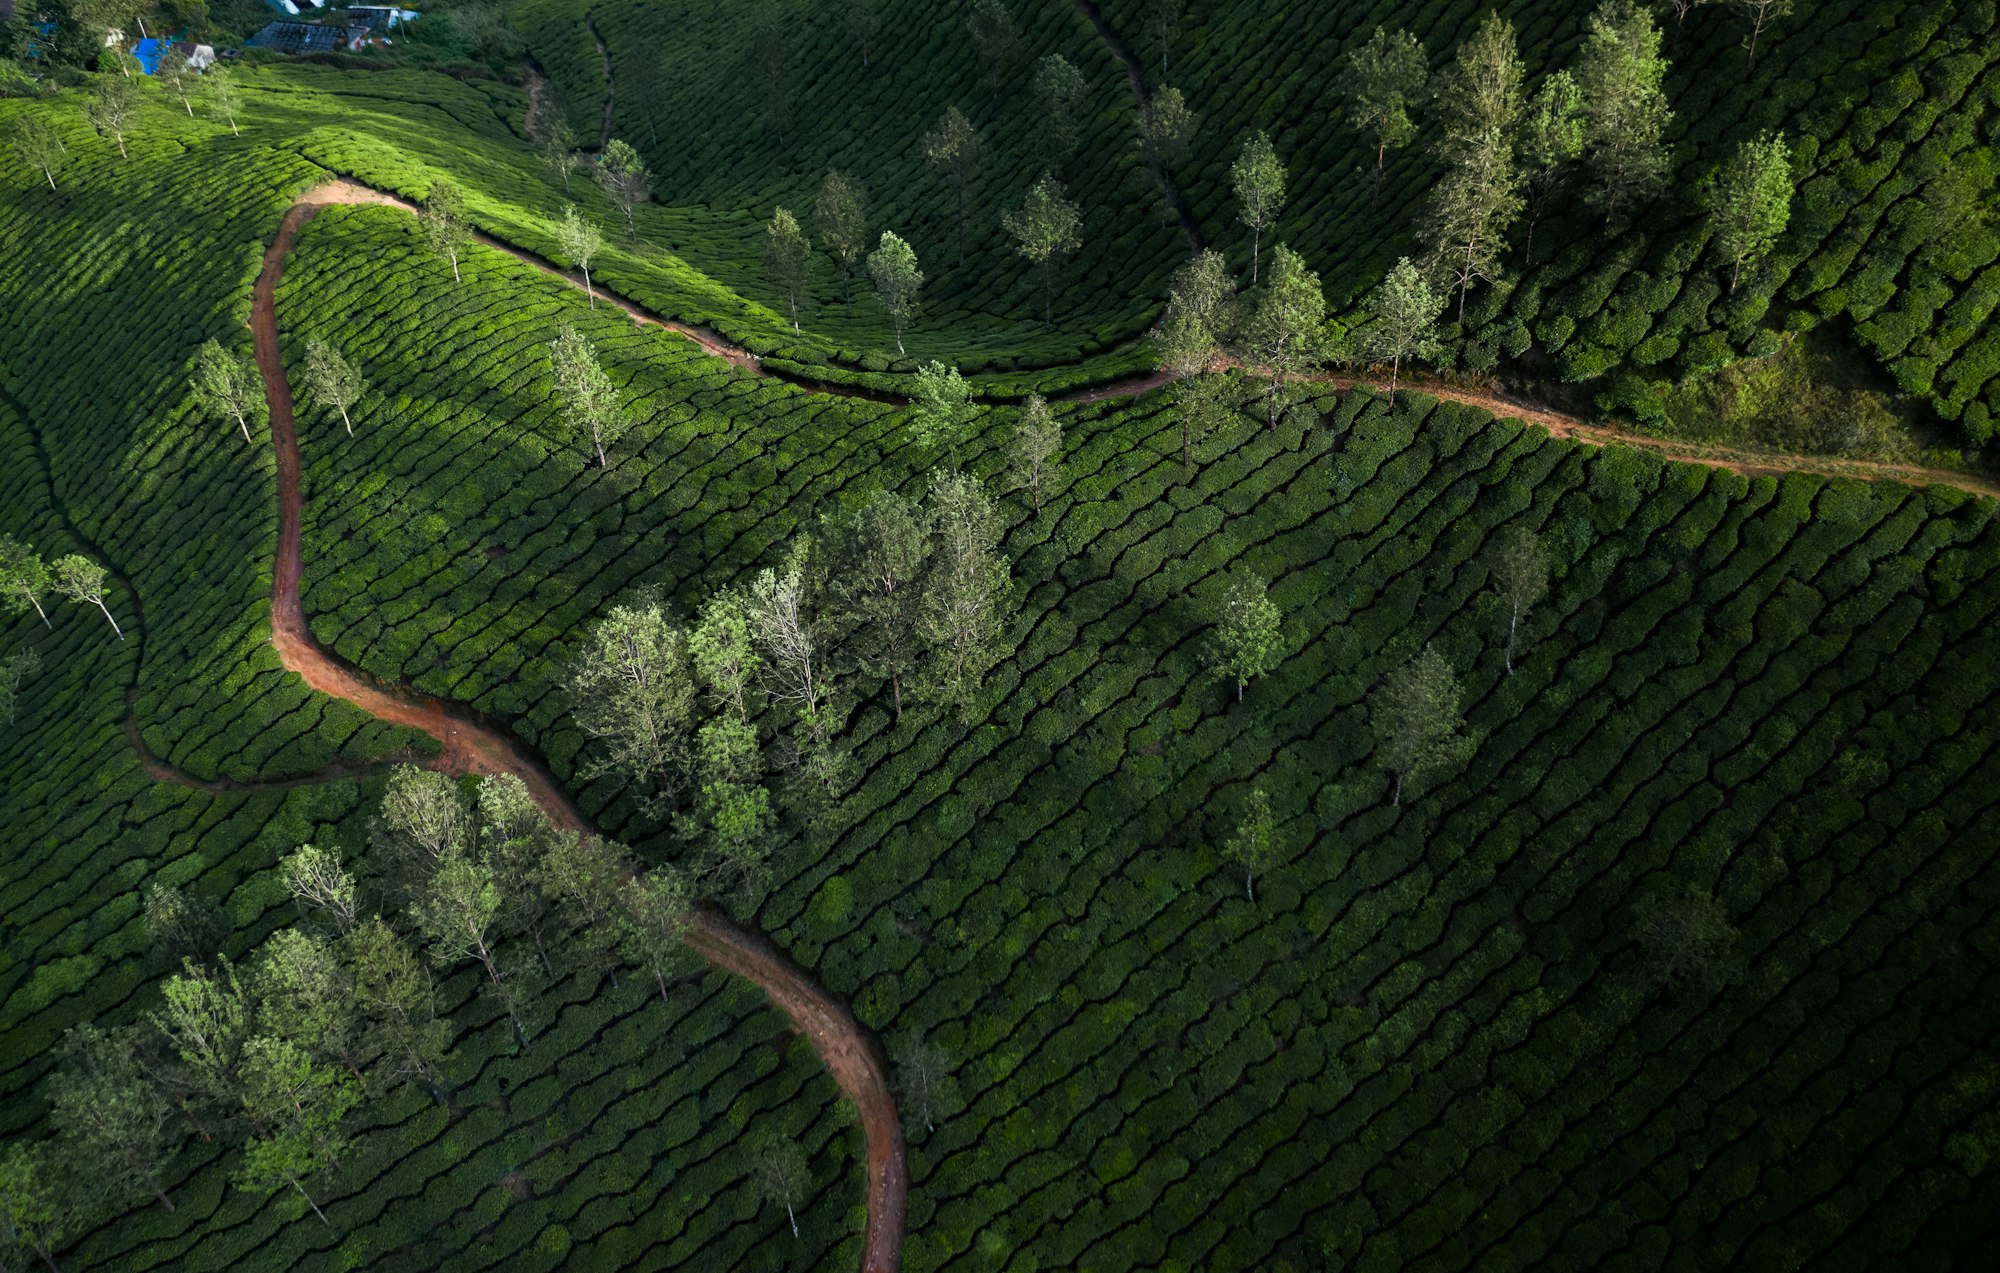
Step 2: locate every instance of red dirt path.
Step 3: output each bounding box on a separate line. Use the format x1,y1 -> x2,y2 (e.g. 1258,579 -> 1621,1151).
255,190 -> 907,1272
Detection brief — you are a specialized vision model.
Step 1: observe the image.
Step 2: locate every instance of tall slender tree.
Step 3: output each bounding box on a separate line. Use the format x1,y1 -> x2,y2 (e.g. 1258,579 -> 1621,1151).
0,536 -> 53,629
1708,131 -> 1794,291
816,171 -> 870,313
554,203 -> 604,308
1359,257 -> 1445,399
1002,174 -> 1082,328
762,207 -> 814,334
537,113 -> 581,193
620,868 -> 695,1000
920,471 -> 1011,721
278,843 -> 359,936
846,0 -> 879,67
1142,0 -> 1187,74
191,338 -> 264,443
596,139 -> 652,236
1491,524 -> 1550,674
748,536 -> 848,804
1033,53 -> 1089,168
1424,125 -> 1525,321
691,588 -> 763,723
301,337 -> 366,437
156,44 -> 198,115
84,73 -> 140,158
1732,0 -> 1792,66
414,847 -> 527,1046
908,361 -> 977,464
1237,244 -> 1327,428
420,178 -> 471,283
565,597 -> 696,818
13,115 -> 65,190
1373,644 -> 1475,805
828,490 -> 930,721
965,0 -> 1020,108
1010,396 -> 1062,512
47,1025 -> 180,1212
52,555 -> 122,639
347,917 -> 452,1099
1136,86 -> 1198,223
922,107 -> 986,270
207,63 -> 242,136
253,928 -> 362,1079
547,323 -> 629,467
0,1141 -> 76,1273
868,232 -> 923,354
1576,0 -> 1674,223
0,648 -> 40,726
1209,572 -> 1283,701
1520,70 -> 1585,265
1339,27 -> 1428,202
1224,787 -> 1278,902
1231,132 -> 1287,285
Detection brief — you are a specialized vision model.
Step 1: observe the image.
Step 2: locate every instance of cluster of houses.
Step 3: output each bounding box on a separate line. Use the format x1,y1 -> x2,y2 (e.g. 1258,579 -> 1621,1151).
248,4 -> 420,56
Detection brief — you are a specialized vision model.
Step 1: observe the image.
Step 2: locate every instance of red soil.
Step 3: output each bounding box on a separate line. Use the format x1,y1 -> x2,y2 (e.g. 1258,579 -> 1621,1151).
254,189 -> 907,1272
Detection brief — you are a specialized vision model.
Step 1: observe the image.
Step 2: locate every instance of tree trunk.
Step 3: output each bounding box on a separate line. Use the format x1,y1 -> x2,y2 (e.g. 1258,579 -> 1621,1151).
596,431 -> 608,467
238,413 -> 252,443
1237,677 -> 1244,702
152,1181 -> 177,1212
1374,142 -> 1385,203
1506,609 -> 1518,674
339,405 -> 353,436
585,265 -> 595,308
891,673 -> 903,722
1393,771 -> 1404,806
44,167 -> 55,191
1390,354 -> 1401,401
1251,226 -> 1261,285
97,599 -> 125,640
1730,257 -> 1742,293
656,970 -> 671,1004
230,117 -> 239,137
294,1178 -> 331,1227
35,1243 -> 59,1273
117,133 -> 127,159
1246,871 -> 1254,903
30,595 -> 49,627
451,253 -> 461,284
786,1202 -> 798,1238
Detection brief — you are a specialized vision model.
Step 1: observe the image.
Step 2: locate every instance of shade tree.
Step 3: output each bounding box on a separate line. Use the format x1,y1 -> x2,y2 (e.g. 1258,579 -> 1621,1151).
419,178 -> 471,283
753,1132 -> 812,1239
596,139 -> 652,235
1359,257 -> 1445,398
377,766 -> 471,879
868,231 -> 923,354
47,1024 -> 180,1212
235,1034 -> 359,1226
84,72 -> 140,158
0,648 -> 39,725
691,588 -> 763,722
762,206 -> 813,334
1003,173 -> 1082,327
301,337 -> 366,436
157,44 -> 197,115
1033,53 -> 1089,168
1223,787 -> 1278,902
1577,0 -> 1674,222
1237,244 -> 1328,428
547,322 -> 630,467
346,917 -> 452,1099
414,846 -> 528,1047
1136,86 -> 1198,223
1231,132 -> 1286,284
827,489 -> 931,722
52,554 -> 123,639
537,113 -> 582,193
564,597 -> 696,818
748,536 -> 847,804
1490,524 -> 1551,673
1209,571 -> 1283,701
278,843 -> 358,936
815,170 -> 869,313
554,203 -> 604,308
0,536 -> 53,628
191,338 -> 264,443
1372,644 -> 1475,805
1339,27 -> 1428,201
908,361 -> 977,463
922,107 -> 986,269
965,0 -> 1020,107
1520,70 -> 1585,264
1708,130 -> 1794,291
1010,395 -> 1062,511
919,470 -> 1011,721
13,115 -> 65,190
0,1140 -> 76,1273
252,928 -> 362,1080
620,868 -> 696,1001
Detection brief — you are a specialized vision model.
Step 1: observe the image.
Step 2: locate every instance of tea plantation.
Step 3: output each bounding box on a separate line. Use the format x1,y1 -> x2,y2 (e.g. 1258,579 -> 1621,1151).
521,0 -> 2000,439
2,5 -> 2000,1273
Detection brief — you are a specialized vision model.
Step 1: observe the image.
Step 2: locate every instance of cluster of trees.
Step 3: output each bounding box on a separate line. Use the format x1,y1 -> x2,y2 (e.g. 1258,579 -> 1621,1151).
10,54 -> 241,186
185,330 -> 367,446
1335,0 -> 1796,346
0,536 -> 124,640
563,469 -> 1017,854
0,765 -> 707,1258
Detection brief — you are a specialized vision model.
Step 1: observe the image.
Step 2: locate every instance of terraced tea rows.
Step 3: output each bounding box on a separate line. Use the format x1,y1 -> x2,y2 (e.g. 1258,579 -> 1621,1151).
269,197 -> 2000,1268
527,0 -> 2000,440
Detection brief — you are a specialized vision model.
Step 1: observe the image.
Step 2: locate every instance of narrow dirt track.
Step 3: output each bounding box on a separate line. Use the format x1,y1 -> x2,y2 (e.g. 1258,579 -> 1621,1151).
255,191 -> 907,1273
299,179 -> 2000,501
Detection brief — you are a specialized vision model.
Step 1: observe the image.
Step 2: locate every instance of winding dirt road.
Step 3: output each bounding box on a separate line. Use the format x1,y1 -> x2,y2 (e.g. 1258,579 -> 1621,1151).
255,191 -> 906,1272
